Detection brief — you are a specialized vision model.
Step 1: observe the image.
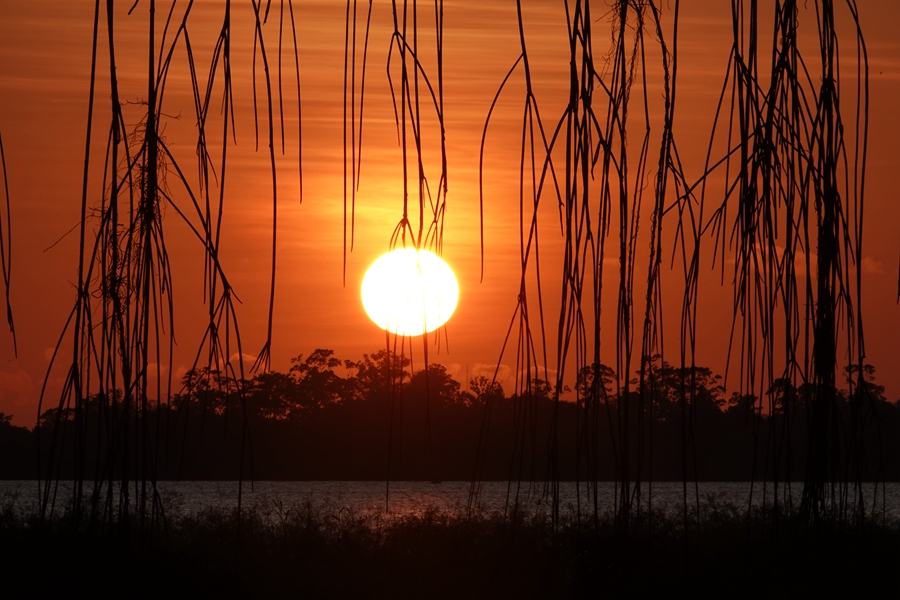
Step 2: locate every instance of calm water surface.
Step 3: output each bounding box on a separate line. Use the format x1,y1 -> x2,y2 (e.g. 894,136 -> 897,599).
2,480 -> 898,520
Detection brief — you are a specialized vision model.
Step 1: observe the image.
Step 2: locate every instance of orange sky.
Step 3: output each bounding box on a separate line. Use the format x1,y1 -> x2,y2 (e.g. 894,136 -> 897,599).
0,1 -> 898,428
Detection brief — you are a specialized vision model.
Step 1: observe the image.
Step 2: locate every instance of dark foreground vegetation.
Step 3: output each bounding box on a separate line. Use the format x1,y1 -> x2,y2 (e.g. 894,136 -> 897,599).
1,349 -> 898,481
1,491 -> 897,599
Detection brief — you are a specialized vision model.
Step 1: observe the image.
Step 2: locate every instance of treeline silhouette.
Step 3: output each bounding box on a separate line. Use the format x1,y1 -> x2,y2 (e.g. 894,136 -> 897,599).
2,349 -> 896,481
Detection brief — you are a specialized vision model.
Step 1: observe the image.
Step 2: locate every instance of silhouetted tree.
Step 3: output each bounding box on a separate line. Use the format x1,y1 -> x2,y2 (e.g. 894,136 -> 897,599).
844,364 -> 887,404
248,371 -> 300,421
289,349 -> 346,409
767,378 -> 799,416
639,356 -> 725,422
724,392 -> 759,418
344,349 -> 411,403
405,363 -> 462,409
175,368 -> 241,416
575,363 -> 616,405
464,375 -> 506,407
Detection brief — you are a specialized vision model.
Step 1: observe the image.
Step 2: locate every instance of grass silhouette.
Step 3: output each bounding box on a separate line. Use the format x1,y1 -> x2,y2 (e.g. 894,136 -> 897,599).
2,488 -> 898,597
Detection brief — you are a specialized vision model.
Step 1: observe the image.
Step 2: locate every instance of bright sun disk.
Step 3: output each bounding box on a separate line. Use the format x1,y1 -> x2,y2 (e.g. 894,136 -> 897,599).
361,248 -> 459,336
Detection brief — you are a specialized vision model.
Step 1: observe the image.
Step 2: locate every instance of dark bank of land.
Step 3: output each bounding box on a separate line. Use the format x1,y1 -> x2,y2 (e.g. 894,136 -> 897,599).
1,350 -> 898,481
2,341 -> 896,595
1,494 -> 898,599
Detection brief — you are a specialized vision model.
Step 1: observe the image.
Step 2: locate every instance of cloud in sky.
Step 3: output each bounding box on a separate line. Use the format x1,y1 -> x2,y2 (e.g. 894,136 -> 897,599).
862,256 -> 884,274
0,368 -> 35,427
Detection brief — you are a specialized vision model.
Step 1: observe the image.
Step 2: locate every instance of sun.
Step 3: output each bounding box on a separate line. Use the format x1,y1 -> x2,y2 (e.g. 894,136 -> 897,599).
361,248 -> 459,336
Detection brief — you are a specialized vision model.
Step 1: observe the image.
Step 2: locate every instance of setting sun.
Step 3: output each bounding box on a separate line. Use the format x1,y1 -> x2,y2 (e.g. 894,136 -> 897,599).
361,248 -> 459,336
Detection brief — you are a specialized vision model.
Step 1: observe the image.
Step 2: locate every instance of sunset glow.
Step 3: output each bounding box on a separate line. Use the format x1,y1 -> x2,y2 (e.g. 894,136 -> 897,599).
0,1 -> 898,424
0,3 -> 898,592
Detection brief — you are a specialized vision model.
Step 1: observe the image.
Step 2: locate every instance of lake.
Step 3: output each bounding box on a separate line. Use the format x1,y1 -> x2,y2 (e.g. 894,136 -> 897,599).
3,480 -> 898,522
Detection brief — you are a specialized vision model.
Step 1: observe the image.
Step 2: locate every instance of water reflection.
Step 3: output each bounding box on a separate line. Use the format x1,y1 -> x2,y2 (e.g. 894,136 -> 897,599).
2,480 -> 898,522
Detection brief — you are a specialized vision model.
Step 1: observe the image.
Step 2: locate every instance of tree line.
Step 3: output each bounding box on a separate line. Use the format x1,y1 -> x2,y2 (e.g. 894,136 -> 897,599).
1,349 -> 896,482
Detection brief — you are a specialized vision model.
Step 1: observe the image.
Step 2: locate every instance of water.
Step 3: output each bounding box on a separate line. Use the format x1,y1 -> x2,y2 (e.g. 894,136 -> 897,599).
2,480 -> 897,521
